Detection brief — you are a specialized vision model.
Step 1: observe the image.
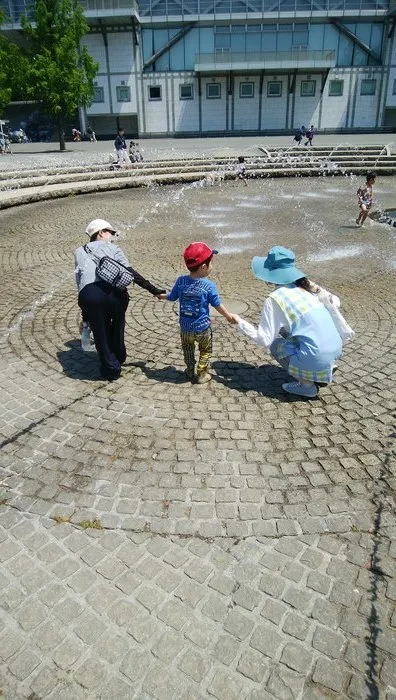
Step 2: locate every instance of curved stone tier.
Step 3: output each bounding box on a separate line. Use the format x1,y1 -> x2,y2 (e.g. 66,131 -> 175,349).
0,145 -> 394,210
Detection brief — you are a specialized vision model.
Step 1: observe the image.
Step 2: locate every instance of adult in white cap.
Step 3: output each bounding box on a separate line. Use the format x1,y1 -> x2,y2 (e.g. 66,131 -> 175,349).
74,219 -> 165,381
234,246 -> 346,398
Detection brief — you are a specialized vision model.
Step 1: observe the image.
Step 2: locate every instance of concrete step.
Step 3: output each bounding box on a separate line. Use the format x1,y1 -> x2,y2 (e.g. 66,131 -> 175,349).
1,164 -> 396,211
1,158 -> 395,192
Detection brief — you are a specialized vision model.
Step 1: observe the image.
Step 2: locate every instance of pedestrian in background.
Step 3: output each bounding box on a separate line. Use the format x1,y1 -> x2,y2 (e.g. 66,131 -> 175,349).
114,128 -> 129,167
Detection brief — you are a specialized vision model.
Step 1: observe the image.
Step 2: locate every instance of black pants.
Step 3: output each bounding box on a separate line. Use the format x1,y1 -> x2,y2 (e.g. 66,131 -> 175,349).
78,282 -> 129,380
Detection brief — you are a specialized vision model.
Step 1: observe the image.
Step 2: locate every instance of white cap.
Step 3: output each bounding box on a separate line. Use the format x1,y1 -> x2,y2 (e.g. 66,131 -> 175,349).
85,219 -> 117,238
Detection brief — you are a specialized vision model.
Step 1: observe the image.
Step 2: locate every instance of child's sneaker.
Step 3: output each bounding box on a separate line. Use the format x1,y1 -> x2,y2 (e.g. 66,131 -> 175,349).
197,372 -> 211,384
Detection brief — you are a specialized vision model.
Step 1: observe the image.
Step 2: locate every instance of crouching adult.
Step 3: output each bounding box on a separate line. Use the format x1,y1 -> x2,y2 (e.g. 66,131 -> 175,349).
234,246 -> 346,398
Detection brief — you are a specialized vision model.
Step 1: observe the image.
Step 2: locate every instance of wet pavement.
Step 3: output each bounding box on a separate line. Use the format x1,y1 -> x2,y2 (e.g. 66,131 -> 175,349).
0,173 -> 395,699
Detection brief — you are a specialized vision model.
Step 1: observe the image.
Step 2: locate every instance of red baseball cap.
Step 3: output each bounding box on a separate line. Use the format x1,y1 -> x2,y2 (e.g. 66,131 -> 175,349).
183,242 -> 218,269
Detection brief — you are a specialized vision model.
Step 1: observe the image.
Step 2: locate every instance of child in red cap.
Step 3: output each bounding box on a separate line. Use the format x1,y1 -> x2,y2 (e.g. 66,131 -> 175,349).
158,242 -> 236,383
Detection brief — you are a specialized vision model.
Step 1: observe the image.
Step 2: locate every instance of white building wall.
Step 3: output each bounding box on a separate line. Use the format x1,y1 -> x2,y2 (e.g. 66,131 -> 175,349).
353,71 -> 381,128
107,33 -> 135,73
80,23 -> 393,135
142,75 -> 170,134
386,68 -> 396,106
385,35 -> 396,108
172,75 -> 200,132
320,70 -> 350,128
83,34 -> 107,73
201,78 -> 227,131
87,75 -> 111,116
261,79 -> 288,129
233,77 -> 260,130
293,76 -> 321,130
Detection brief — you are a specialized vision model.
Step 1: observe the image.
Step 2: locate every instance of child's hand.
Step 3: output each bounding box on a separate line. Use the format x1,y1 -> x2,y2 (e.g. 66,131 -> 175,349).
156,292 -> 168,300
231,314 -> 241,324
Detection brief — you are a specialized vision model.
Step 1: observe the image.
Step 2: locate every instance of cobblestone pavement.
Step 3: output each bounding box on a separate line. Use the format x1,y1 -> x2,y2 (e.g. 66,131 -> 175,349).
0,174 -> 395,699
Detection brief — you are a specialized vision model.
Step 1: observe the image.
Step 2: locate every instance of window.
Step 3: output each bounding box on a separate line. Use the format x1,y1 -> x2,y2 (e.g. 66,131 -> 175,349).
116,85 -> 131,102
215,34 -> 231,49
301,80 -> 316,97
361,79 -> 376,96
206,83 -> 221,99
329,80 -> 344,96
180,84 -> 193,100
149,85 -> 161,101
267,81 -> 282,97
393,78 -> 396,94
240,81 -> 254,98
92,87 -> 104,103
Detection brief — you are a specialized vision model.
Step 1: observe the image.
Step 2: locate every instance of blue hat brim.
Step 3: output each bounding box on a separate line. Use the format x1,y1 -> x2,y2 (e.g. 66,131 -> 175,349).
251,256 -> 306,285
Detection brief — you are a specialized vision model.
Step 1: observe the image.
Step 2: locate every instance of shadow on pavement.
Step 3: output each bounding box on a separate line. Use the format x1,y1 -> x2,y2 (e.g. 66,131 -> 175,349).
57,340 -> 102,381
139,364 -> 190,384
211,360 -> 302,400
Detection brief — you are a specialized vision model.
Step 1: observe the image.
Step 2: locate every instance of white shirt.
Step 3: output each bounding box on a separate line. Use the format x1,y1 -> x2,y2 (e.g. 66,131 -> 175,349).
237,286 -> 341,350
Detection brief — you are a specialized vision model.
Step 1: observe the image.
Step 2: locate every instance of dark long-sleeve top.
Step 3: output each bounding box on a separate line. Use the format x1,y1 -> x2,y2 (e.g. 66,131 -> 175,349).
74,241 -> 164,296
114,134 -> 126,150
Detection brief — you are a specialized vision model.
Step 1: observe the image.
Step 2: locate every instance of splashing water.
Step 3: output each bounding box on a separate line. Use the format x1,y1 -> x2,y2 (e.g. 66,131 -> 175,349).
307,245 -> 368,263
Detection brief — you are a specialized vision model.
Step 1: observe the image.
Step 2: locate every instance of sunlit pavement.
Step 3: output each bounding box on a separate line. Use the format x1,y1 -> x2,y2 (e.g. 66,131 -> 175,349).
0,161 -> 395,699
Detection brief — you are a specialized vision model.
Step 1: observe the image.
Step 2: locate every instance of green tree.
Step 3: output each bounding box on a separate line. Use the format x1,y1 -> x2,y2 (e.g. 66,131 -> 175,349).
0,10 -> 29,115
22,0 -> 98,150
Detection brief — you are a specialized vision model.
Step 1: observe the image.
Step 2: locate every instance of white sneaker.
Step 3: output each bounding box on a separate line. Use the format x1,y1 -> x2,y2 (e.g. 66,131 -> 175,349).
282,381 -> 318,398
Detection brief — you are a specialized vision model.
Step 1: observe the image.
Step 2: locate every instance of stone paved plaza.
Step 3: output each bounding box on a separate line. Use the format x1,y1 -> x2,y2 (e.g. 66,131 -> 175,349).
0,165 -> 395,699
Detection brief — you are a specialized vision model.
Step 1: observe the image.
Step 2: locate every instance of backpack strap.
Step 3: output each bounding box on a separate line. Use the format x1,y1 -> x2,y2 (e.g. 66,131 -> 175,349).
83,244 -> 102,265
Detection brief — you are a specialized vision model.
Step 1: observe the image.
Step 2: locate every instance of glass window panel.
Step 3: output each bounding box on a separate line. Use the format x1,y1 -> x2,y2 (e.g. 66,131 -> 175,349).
240,81 -> 254,97
116,86 -> 131,102
179,85 -> 194,100
360,79 -> 376,95
92,87 -> 104,102
180,84 -> 193,99
207,83 -> 221,98
149,85 -> 162,100
328,79 -> 343,96
215,34 -> 231,48
301,80 -> 316,96
267,81 -> 282,96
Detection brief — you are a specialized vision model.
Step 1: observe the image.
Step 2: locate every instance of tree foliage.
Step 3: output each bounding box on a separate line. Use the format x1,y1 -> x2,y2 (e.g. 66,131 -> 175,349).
0,10 -> 29,115
21,0 -> 98,150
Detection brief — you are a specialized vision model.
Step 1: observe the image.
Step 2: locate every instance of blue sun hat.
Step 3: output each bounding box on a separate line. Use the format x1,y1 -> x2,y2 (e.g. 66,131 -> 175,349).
251,246 -> 306,285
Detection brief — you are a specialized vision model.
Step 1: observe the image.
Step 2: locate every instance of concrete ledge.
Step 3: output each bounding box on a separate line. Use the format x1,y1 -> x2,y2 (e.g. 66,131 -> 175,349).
2,164 -> 396,211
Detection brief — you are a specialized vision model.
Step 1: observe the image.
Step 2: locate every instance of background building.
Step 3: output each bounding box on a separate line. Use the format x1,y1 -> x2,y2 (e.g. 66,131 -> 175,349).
2,0 -> 396,137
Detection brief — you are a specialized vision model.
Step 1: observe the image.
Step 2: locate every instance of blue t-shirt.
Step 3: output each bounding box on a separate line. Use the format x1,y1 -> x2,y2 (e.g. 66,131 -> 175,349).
167,276 -> 221,332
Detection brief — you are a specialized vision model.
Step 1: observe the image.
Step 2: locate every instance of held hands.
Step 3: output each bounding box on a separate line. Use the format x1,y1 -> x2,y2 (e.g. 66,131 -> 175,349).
156,292 -> 168,300
227,314 -> 240,325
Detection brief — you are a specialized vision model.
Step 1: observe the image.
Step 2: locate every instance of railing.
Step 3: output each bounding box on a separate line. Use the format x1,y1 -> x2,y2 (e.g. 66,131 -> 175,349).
138,0 -> 389,14
0,0 -> 138,20
80,0 -> 139,11
195,49 -> 336,68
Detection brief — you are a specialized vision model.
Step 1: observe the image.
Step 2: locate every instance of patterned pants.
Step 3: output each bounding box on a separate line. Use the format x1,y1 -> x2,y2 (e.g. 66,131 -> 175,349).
180,328 -> 212,375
